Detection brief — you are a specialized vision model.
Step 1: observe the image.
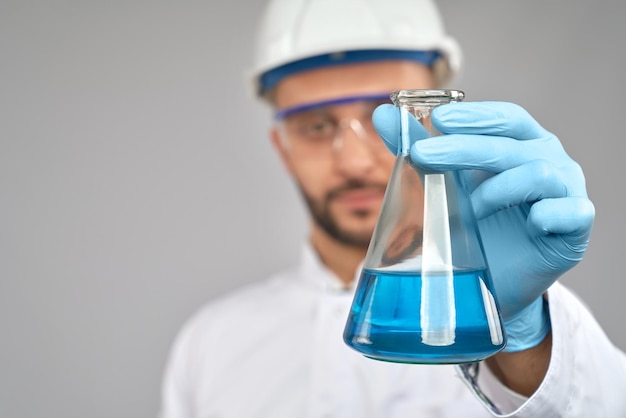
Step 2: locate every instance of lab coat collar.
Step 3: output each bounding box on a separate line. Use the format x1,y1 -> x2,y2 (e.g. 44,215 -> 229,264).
297,241 -> 364,293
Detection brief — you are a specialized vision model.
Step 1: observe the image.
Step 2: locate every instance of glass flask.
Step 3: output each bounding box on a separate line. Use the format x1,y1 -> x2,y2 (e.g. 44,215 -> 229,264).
343,89 -> 506,364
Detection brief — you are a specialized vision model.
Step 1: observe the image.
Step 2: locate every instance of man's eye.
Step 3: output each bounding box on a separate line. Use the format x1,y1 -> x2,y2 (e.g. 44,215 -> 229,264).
299,120 -> 336,138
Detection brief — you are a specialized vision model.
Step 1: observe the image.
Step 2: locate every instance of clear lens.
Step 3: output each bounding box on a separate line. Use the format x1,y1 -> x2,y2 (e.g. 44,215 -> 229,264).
277,96 -> 390,158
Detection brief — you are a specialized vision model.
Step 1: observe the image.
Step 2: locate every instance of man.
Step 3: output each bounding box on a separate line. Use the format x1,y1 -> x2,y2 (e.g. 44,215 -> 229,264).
161,0 -> 626,416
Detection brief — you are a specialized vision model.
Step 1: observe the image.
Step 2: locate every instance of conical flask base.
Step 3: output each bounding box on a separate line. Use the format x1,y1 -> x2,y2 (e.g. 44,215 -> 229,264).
343,267 -> 506,364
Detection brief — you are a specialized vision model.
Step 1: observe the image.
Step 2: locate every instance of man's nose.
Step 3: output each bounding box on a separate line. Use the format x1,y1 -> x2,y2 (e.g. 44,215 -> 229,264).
333,119 -> 377,175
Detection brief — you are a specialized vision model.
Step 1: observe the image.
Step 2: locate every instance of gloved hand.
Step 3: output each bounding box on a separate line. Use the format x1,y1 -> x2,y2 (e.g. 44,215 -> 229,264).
372,101 -> 595,352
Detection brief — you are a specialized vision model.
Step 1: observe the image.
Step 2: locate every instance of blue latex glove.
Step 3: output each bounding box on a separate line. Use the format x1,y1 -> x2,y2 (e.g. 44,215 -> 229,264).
372,102 -> 595,352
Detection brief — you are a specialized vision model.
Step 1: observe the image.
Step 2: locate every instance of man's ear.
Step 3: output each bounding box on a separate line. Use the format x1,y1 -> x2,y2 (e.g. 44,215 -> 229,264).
270,126 -> 295,175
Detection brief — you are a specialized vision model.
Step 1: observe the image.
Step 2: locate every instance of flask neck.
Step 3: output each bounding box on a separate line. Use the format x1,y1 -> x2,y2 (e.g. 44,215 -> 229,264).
391,89 -> 465,155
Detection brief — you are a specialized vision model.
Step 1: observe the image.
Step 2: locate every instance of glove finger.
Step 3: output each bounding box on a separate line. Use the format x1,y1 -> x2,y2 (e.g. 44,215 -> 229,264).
432,101 -> 549,140
372,104 -> 431,155
410,133 -> 528,172
471,160 -> 568,220
527,197 -> 595,240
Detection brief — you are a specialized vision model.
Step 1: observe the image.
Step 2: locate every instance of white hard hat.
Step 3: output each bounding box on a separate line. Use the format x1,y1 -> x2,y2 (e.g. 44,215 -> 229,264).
251,0 -> 462,97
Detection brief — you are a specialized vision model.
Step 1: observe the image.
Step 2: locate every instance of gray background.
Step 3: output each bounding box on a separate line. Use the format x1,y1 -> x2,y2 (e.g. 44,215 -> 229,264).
1,1 -> 624,417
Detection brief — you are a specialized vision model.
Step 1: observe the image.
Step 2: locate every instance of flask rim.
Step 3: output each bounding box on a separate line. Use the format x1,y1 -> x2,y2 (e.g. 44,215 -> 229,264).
390,89 -> 465,106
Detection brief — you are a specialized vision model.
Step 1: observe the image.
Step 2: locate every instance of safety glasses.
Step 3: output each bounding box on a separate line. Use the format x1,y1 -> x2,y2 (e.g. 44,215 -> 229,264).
274,93 -> 392,158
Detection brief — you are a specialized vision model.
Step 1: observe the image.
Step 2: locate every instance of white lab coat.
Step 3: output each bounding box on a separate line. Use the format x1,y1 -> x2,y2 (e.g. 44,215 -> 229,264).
161,244 -> 626,417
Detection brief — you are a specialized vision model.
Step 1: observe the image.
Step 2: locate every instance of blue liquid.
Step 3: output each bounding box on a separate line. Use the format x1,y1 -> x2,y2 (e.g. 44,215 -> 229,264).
343,268 -> 506,364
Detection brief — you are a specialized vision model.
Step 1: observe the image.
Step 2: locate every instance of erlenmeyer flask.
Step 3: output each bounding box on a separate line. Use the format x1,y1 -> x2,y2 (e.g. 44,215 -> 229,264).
343,89 -> 506,364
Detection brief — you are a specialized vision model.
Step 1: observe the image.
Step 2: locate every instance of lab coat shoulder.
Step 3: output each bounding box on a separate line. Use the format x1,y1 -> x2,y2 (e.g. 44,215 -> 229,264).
530,282 -> 626,416
161,269 -> 313,417
177,268 -> 313,354
475,282 -> 626,417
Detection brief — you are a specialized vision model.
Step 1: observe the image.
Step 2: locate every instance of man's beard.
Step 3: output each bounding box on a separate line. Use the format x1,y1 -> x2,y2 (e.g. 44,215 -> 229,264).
298,180 -> 386,248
